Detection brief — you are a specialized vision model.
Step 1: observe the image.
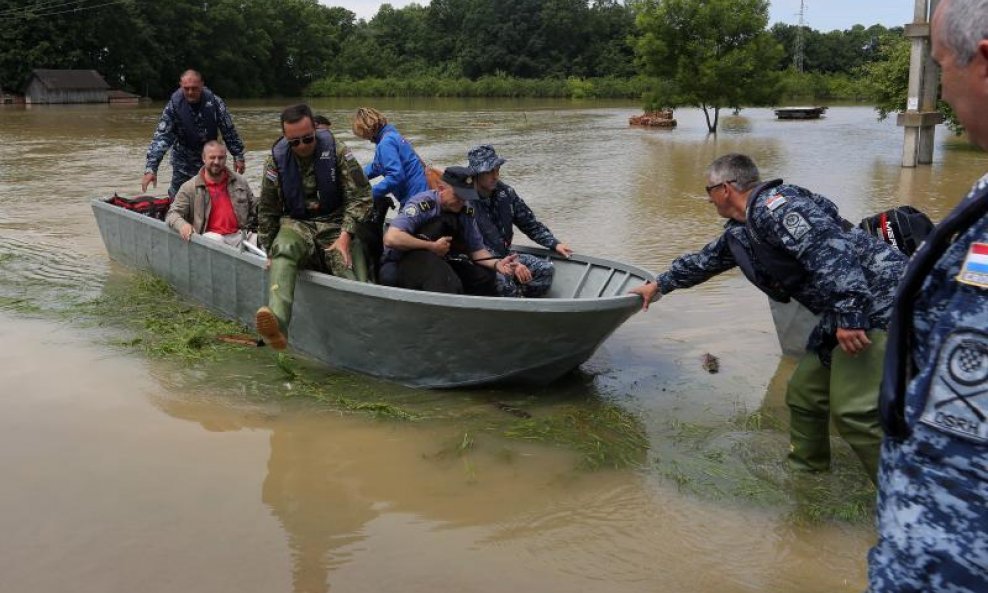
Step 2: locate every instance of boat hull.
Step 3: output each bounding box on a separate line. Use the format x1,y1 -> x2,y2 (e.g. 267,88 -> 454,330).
92,199 -> 651,388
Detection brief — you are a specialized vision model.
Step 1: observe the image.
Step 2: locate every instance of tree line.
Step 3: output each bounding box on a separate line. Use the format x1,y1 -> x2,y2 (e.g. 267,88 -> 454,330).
0,0 -> 906,101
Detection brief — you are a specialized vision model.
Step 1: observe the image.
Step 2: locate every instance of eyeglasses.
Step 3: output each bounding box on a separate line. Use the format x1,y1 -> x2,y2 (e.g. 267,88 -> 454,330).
287,133 -> 316,148
705,179 -> 736,194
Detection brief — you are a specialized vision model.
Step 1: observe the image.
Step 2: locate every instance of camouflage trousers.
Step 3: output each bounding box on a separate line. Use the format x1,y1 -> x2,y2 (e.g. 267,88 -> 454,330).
167,158 -> 203,198
266,217 -> 372,332
785,331 -> 886,484
867,436 -> 988,593
496,252 -> 555,298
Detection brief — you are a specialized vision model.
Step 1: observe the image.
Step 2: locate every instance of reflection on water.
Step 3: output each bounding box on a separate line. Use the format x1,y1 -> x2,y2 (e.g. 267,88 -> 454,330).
1,99 -> 985,592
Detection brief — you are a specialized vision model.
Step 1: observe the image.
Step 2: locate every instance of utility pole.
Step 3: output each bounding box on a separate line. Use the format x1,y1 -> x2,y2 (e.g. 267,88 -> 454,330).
898,0 -> 942,167
793,0 -> 806,72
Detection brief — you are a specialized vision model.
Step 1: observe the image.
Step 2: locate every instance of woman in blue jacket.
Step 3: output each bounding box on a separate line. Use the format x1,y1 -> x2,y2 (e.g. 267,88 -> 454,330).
352,107 -> 428,208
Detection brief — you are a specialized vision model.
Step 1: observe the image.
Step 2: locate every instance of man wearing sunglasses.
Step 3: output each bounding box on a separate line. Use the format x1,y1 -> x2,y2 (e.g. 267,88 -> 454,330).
630,153 -> 907,483
255,103 -> 373,351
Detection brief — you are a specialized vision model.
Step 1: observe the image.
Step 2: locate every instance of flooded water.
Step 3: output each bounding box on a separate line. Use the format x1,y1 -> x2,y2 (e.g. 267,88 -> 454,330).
1,98 -> 985,593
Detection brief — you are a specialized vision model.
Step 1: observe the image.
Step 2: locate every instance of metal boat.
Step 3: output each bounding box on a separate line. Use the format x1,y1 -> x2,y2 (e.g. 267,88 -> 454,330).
92,198 -> 652,388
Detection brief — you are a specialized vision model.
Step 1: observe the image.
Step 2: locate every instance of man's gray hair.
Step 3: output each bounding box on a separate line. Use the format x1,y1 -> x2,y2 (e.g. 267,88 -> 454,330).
706,154 -> 761,192
939,0 -> 988,65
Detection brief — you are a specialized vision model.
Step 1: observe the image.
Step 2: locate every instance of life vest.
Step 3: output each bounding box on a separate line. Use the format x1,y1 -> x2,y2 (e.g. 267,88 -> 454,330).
880,182 -> 988,439
169,88 -> 218,151
724,179 -> 812,306
271,129 -> 340,219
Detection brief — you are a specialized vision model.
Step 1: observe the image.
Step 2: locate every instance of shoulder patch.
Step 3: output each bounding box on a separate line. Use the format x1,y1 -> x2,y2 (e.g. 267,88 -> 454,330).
782,212 -> 811,240
419,200 -> 435,212
265,168 -> 278,182
157,121 -> 167,131
766,193 -> 787,212
343,149 -> 357,162
465,206 -> 475,217
403,204 -> 419,216
920,329 -> 988,443
957,242 -> 988,289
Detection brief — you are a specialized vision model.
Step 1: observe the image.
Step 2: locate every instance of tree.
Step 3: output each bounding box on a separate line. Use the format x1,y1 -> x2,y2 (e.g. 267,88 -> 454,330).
858,34 -> 961,134
635,0 -> 784,133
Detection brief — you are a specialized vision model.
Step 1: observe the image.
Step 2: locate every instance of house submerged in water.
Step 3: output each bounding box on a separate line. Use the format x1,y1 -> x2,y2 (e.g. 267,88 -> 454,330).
23,69 -> 110,104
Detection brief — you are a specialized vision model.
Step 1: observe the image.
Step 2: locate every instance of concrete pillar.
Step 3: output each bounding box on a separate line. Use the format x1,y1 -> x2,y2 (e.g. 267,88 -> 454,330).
899,0 -> 943,167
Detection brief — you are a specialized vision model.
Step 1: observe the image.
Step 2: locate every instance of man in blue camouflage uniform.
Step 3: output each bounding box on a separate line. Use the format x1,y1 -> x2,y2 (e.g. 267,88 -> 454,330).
380,166 -> 518,295
254,104 -> 373,351
467,145 -> 573,297
632,153 -> 907,482
142,70 -> 246,198
868,1 -> 988,589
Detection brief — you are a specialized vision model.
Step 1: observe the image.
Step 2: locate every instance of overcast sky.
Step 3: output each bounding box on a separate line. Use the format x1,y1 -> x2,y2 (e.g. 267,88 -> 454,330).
321,0 -> 918,31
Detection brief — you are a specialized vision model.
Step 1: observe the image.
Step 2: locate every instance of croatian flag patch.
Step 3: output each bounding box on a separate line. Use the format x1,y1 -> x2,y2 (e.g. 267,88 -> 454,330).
265,168 -> 278,182
957,242 -> 988,288
766,193 -> 787,211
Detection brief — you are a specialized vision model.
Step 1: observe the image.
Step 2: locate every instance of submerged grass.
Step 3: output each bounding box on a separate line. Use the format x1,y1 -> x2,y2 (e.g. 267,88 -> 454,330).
71,270 -> 651,470
655,399 -> 875,524
503,403 -> 649,470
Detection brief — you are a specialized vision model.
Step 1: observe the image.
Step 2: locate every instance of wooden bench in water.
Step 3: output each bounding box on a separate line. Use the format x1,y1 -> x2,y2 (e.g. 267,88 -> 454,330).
91,198 -> 653,388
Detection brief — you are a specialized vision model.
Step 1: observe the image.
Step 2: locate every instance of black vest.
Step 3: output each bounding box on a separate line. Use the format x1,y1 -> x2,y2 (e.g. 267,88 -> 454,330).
724,179 -> 812,306
169,88 -> 218,151
880,182 -> 988,439
271,129 -> 340,219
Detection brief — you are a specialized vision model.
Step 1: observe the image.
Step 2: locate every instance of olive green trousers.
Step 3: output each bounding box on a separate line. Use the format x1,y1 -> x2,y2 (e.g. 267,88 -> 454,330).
785,331 -> 886,484
266,223 -> 372,333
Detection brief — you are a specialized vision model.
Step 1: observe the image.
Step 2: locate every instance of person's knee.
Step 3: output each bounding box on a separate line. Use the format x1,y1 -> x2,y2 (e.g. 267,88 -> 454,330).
270,229 -> 307,262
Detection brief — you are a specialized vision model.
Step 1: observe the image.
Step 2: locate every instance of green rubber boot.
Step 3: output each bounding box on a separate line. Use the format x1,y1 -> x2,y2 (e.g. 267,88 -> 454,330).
785,351 -> 833,473
830,331 -> 886,484
267,227 -> 308,332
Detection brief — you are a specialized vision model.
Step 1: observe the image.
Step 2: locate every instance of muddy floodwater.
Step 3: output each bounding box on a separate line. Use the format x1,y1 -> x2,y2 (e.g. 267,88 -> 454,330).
1,98 -> 985,593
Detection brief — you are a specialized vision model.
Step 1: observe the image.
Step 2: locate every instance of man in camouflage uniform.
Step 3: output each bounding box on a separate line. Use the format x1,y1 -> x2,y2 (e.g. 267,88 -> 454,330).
142,69 -> 246,198
254,103 -> 373,350
869,1 -> 988,590
467,144 -> 573,297
631,153 -> 907,482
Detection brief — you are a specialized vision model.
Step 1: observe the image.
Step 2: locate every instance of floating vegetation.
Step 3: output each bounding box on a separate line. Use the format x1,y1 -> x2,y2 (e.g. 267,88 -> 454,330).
654,398 -> 875,524
503,403 -> 649,470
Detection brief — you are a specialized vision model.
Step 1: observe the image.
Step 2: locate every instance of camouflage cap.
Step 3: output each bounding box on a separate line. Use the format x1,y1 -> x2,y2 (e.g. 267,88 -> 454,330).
467,144 -> 506,174
441,166 -> 480,201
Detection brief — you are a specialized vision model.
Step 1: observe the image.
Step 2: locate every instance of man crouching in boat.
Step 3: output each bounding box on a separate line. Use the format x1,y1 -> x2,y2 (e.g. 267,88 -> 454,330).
165,140 -> 258,247
379,166 -> 518,295
255,103 -> 374,351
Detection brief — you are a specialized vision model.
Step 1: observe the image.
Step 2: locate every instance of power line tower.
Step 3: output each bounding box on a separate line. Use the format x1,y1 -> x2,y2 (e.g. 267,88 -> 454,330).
793,0 -> 806,72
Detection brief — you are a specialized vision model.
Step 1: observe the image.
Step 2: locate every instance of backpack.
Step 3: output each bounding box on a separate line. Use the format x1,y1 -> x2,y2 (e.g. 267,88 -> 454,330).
857,206 -> 934,257
108,193 -> 173,221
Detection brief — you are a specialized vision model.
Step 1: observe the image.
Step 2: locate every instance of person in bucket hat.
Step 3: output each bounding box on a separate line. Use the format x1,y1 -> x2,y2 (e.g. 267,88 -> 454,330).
467,144 -> 573,298
379,166 -> 518,294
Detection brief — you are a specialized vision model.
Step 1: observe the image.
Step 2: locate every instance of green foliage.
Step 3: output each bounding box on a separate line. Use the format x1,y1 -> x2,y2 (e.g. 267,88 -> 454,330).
634,0 -> 784,132
777,70 -> 869,101
770,22 -> 902,74
0,0 -> 355,98
308,75 -> 649,98
857,34 -> 962,134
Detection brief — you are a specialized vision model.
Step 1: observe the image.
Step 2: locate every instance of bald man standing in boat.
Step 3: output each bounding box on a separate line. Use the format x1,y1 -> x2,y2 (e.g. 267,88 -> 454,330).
142,69 -> 246,199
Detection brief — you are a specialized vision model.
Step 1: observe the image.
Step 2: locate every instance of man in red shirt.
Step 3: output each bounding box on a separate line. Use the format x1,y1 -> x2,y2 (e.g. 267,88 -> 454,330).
165,141 -> 258,247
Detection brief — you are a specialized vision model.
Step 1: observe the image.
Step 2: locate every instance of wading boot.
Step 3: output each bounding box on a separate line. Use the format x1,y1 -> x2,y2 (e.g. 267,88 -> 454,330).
255,306 -> 287,351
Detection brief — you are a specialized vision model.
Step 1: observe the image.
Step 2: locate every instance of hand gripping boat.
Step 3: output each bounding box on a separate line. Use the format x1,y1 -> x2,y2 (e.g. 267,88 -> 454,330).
92,199 -> 652,388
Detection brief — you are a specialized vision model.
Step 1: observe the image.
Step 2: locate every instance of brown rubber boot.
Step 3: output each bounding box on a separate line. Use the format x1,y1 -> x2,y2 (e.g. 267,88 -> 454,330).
255,306 -> 287,351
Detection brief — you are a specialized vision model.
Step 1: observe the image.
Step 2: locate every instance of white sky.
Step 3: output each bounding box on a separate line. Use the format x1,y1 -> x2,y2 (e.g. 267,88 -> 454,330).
320,1 -> 918,31
319,0 -> 915,31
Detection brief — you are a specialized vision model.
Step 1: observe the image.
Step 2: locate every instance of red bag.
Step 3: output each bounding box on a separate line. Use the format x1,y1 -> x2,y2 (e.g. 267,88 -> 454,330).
108,193 -> 172,220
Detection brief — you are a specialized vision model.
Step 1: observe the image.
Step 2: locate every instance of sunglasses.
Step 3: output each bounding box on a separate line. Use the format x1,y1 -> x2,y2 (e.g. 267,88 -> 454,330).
287,133 -> 316,148
705,179 -> 736,194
